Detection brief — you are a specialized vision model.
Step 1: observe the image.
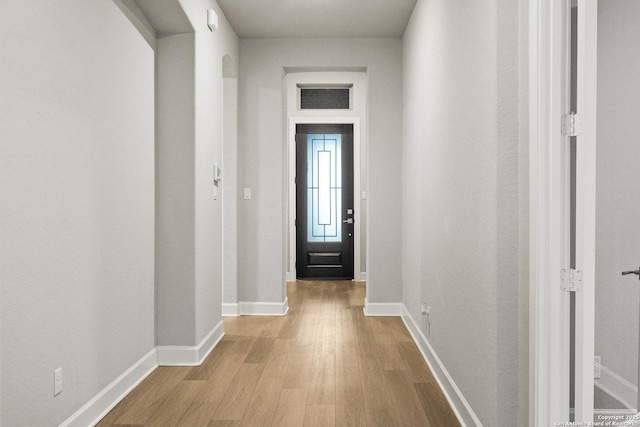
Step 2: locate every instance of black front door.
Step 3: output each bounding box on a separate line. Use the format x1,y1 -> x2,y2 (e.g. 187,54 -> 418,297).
296,124 -> 354,280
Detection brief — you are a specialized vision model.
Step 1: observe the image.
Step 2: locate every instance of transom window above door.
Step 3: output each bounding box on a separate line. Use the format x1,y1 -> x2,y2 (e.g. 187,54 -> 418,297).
298,84 -> 352,110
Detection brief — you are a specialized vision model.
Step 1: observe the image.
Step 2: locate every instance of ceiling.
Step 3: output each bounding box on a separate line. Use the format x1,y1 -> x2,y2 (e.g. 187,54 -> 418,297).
215,0 -> 418,39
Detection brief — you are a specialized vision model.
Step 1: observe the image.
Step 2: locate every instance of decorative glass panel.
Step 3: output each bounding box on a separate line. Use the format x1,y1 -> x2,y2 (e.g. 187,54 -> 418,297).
307,134 -> 342,242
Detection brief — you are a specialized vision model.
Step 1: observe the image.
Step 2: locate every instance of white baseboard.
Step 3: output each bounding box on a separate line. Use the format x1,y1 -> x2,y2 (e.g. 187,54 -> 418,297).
59,348 -> 158,427
237,298 -> 289,316
222,303 -> 241,317
596,364 -> 637,410
156,320 -> 225,366
363,298 -> 403,316
401,305 -> 482,427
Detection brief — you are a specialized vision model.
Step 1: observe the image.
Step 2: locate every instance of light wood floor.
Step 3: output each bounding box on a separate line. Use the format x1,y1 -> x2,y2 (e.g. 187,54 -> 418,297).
97,281 -> 460,426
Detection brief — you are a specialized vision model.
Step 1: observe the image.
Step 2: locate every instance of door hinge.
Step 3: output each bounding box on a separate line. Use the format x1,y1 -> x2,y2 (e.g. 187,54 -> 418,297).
562,113 -> 583,137
561,268 -> 583,292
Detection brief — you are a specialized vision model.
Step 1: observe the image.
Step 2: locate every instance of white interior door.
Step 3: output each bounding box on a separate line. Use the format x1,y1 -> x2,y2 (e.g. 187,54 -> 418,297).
571,0 -> 596,422
593,0 -> 640,421
574,0 -> 640,423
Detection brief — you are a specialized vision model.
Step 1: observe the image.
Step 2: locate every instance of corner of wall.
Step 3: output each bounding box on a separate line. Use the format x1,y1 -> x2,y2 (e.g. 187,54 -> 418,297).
58,350 -> 158,427
400,306 -> 483,427
59,319 -> 226,426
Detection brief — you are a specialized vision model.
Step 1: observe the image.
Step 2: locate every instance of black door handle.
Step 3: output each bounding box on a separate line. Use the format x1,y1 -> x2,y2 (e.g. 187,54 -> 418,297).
622,268 -> 640,278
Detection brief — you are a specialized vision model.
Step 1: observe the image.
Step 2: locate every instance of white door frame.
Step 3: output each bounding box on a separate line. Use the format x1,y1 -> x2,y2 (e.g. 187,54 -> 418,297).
531,0 -> 598,423
530,0 -> 572,424
284,72 -> 367,282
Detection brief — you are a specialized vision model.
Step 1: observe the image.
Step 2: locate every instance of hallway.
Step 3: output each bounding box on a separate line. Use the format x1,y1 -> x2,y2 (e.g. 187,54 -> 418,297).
96,281 -> 459,426
1,0 -> 529,424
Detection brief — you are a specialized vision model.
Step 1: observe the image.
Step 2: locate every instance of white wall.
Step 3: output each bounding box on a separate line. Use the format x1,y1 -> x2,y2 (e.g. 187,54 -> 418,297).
223,71 -> 239,307
156,32 -> 197,345
402,0 -> 528,425
237,38 -> 402,304
594,0 -> 640,404
0,1 -> 155,425
190,0 -> 239,341
155,0 -> 239,345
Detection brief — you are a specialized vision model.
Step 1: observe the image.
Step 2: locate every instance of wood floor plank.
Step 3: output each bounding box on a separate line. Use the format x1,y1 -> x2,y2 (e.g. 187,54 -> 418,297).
259,316 -> 286,337
373,333 -> 396,345
195,352 -> 245,404
368,317 -> 392,336
277,314 -> 302,339
335,338 -> 358,360
335,356 -> 367,427
358,356 -> 399,427
306,354 -> 336,405
176,402 -> 217,427
213,363 -> 263,421
384,370 -> 432,427
144,380 -> 206,427
208,421 -> 240,427
261,338 -> 295,378
229,336 -> 257,355
105,366 -> 192,425
282,344 -> 315,389
186,340 -> 235,380
414,382 -> 462,427
396,341 -> 437,384
314,315 -> 336,356
225,316 -> 267,337
95,281 -> 461,427
354,337 -> 378,363
374,343 -> 406,371
303,405 -> 335,427
336,308 -> 355,338
244,336 -> 276,364
352,313 -> 376,344
295,314 -> 319,345
239,377 -> 283,426
380,316 -> 414,343
271,388 -> 308,427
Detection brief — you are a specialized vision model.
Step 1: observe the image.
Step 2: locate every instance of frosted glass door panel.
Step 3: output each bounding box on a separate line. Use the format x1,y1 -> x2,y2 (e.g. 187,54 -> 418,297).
307,134 -> 342,242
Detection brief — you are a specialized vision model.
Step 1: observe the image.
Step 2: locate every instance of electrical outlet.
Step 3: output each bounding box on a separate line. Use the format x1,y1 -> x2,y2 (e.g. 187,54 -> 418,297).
54,367 -> 63,396
594,356 -> 601,379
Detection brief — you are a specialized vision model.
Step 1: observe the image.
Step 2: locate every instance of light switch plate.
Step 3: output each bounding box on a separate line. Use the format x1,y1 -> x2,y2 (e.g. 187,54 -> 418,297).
54,368 -> 62,396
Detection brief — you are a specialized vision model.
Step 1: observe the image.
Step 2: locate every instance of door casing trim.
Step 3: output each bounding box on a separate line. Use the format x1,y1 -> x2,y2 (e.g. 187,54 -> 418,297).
284,71 -> 367,284
529,0 -> 569,424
